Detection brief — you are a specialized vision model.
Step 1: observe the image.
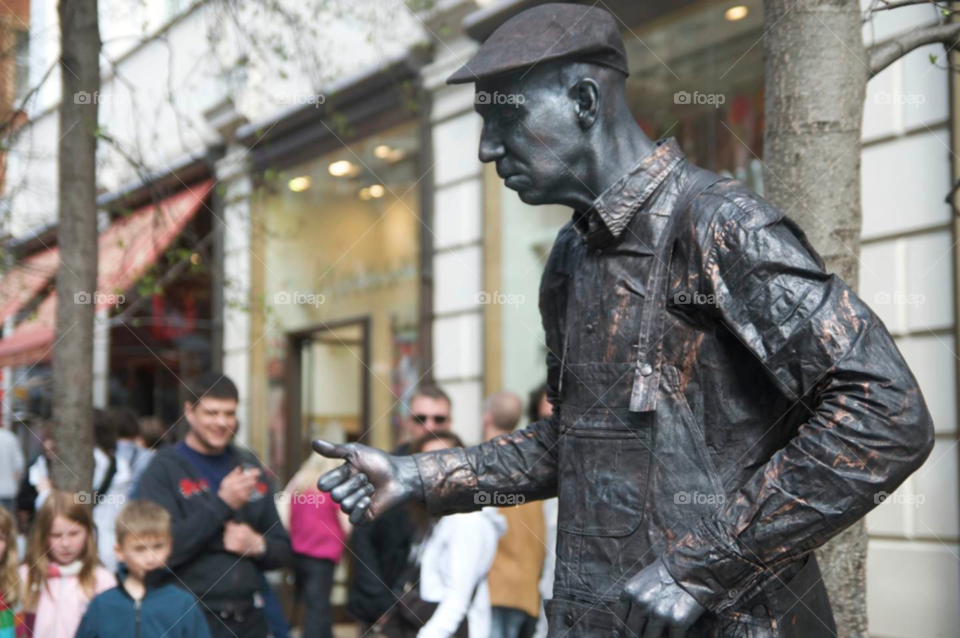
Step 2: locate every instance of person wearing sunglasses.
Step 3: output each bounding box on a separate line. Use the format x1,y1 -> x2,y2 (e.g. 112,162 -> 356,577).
345,384 -> 454,634
406,386 -> 453,441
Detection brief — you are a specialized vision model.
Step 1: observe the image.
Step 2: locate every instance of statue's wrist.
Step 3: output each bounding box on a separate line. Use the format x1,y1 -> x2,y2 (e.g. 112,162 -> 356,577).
394,454 -> 426,505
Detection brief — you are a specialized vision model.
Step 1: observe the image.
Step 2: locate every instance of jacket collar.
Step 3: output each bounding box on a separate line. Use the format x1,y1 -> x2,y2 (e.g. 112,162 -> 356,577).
114,566 -> 174,600
575,137 -> 685,245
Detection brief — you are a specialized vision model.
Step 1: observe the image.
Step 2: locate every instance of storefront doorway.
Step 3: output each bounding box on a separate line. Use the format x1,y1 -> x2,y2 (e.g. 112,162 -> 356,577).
285,318 -> 369,480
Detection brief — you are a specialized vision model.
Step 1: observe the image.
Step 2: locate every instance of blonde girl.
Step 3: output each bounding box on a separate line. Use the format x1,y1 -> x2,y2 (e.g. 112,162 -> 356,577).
18,491 -> 115,638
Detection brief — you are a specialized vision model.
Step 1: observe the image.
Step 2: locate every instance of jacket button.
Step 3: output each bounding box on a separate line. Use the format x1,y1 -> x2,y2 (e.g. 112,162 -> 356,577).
612,631 -> 620,638
585,323 -> 595,334
752,604 -> 767,618
594,248 -> 602,256
640,363 -> 653,376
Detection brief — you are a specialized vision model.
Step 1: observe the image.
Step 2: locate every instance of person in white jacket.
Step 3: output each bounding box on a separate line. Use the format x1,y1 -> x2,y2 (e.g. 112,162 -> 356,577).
414,432 -> 506,638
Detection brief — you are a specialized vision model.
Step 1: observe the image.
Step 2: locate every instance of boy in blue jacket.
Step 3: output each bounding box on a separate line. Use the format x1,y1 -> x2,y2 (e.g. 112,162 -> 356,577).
77,500 -> 211,638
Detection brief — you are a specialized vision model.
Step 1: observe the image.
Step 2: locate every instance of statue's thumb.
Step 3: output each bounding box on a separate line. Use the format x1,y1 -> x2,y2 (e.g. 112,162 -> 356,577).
312,439 -> 349,459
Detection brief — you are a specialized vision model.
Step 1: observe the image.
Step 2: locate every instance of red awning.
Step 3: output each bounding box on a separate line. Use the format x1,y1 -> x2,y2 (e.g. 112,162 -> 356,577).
0,295 -> 55,367
0,180 -> 213,368
0,246 -> 60,325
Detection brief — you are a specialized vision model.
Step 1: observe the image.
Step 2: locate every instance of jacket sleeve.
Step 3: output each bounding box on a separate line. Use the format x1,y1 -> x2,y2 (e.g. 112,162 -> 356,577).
252,474 -> 293,570
661,194 -> 936,612
135,457 -> 234,569
413,414 -> 561,516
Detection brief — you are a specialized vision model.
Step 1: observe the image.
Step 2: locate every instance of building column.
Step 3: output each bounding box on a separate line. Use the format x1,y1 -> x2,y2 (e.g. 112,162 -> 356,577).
420,8 -> 486,444
92,307 -> 109,408
215,145 -> 254,448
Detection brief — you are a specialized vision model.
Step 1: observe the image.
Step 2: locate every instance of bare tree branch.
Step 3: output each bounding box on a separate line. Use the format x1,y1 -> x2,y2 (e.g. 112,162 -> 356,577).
872,0 -> 950,12
868,21 -> 960,76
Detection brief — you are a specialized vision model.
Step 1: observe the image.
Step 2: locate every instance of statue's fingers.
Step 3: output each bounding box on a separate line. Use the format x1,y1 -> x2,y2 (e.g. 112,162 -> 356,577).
642,612 -> 665,638
626,602 -> 648,638
349,496 -> 372,525
340,483 -> 375,511
312,439 -> 351,459
330,473 -> 369,503
668,621 -> 692,638
317,465 -> 353,492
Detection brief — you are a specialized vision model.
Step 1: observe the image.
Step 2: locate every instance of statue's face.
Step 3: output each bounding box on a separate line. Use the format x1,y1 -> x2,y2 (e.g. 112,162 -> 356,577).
474,67 -> 584,205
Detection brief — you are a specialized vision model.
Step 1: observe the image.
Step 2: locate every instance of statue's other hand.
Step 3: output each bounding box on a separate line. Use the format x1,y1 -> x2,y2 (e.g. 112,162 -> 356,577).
615,557 -> 706,638
313,439 -> 422,525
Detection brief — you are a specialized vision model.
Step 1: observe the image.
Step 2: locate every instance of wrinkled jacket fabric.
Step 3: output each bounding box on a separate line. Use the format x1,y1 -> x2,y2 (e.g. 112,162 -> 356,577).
414,139 -> 935,637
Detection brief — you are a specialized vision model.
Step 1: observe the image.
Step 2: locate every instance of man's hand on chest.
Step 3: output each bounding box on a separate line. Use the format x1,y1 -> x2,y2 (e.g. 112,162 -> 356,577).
223,520 -> 267,557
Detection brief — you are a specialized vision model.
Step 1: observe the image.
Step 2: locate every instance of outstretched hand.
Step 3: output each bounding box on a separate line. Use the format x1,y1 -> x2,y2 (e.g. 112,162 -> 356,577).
313,439 -> 423,525
615,557 -> 706,638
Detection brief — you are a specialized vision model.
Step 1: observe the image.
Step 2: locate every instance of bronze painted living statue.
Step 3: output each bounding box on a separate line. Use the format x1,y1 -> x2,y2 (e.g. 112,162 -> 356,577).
314,4 -> 934,637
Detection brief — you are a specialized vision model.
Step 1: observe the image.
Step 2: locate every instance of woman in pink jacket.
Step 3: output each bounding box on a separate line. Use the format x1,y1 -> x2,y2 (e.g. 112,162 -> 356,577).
284,453 -> 352,638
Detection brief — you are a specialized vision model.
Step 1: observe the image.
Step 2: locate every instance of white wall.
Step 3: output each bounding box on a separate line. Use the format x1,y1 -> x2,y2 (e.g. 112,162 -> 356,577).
422,34 -> 486,445
861,2 -> 959,636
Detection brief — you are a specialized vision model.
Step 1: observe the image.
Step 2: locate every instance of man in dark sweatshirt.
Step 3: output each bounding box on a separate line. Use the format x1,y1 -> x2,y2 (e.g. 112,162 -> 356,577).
136,372 -> 291,638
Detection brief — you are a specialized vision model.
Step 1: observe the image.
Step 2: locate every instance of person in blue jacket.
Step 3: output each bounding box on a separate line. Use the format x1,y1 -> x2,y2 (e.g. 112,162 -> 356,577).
77,500 -> 211,638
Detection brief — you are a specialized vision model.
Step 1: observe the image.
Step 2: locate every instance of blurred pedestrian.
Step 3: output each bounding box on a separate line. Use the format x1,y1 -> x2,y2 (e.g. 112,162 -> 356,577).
131,416 -> 168,488
76,500 -> 211,638
19,490 -> 116,638
16,422 -> 55,526
527,384 -> 556,638
378,431 -> 505,638
0,425 -> 23,517
482,393 -> 546,638
135,372 -> 291,638
347,385 -> 453,632
112,408 -> 147,491
284,453 -> 352,638
93,409 -> 134,573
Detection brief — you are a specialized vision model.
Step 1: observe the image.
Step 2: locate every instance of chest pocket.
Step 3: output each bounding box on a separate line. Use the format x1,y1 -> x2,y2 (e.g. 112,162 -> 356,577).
557,405 -> 652,537
606,213 -> 669,299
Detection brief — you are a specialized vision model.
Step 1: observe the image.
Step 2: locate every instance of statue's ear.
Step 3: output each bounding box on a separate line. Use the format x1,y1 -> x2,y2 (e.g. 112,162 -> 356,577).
575,78 -> 600,130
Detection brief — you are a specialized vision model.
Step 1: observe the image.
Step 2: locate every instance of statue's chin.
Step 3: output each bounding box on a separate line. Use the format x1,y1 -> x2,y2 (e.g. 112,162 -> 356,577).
516,188 -> 543,205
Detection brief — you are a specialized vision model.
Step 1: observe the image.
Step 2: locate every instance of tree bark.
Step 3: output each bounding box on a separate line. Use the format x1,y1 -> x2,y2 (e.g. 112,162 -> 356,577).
51,0 -> 100,494
762,1 -> 868,636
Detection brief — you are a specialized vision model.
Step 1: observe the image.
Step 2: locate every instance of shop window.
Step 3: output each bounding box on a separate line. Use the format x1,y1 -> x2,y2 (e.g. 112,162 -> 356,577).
625,0 -> 765,193
254,121 -> 422,479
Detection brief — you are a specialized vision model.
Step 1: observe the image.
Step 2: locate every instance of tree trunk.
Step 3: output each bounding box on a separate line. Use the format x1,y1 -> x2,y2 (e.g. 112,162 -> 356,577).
51,0 -> 100,494
762,0 -> 868,636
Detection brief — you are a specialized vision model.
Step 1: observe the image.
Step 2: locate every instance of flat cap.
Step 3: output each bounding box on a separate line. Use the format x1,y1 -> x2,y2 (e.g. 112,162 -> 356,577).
447,3 -> 629,85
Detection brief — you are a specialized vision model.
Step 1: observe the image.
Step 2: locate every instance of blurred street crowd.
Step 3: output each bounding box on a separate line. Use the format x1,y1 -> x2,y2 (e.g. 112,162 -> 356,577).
0,372 -> 556,638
